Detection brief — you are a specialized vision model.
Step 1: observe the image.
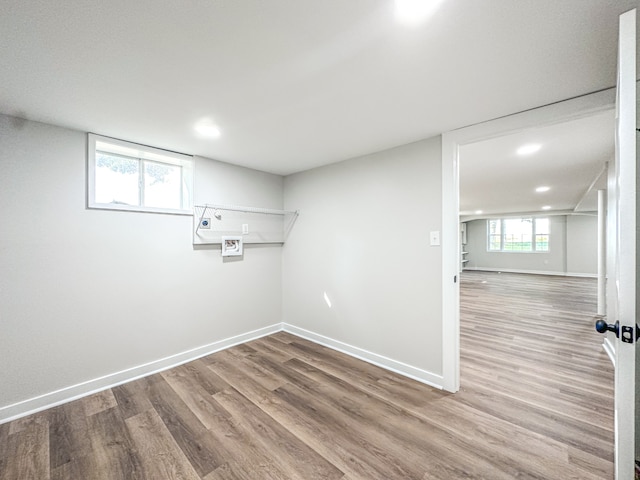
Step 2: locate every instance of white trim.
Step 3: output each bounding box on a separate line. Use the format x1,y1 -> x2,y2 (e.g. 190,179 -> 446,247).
613,10 -> 636,479
0,321 -> 446,424
463,267 -> 597,278
441,131 -> 460,393
441,88 -> 616,398
602,337 -> 616,367
460,209 -> 585,222
282,323 -> 444,389
0,323 -> 281,424
596,188 -> 606,315
564,272 -> 599,278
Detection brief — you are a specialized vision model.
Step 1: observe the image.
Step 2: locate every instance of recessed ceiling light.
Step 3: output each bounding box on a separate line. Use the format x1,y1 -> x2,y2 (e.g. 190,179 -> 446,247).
517,144 -> 541,156
194,120 -> 221,138
475,210 -> 483,214
395,0 -> 444,24
542,205 -> 551,210
536,186 -> 550,193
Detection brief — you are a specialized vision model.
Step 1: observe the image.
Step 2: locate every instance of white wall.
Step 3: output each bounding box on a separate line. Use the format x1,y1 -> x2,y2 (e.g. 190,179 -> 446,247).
0,114 -> 283,420
566,214 -> 598,275
282,137 -> 444,384
464,214 -> 597,276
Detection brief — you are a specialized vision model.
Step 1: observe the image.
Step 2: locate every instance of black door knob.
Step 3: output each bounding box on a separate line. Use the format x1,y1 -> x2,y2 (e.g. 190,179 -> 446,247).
595,319 -> 619,337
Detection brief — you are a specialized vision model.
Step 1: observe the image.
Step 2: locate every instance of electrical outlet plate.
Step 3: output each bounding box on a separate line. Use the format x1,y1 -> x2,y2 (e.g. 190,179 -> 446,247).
200,218 -> 211,229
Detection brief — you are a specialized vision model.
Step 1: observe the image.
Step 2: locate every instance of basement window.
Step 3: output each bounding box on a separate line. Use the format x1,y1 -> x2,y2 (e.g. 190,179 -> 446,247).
87,134 -> 193,215
487,217 -> 549,252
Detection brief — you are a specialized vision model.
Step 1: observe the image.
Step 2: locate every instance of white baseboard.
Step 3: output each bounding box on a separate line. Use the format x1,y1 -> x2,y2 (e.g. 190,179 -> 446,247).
463,267 -> 596,278
602,337 -> 615,367
1,322 -> 444,424
282,323 -> 443,389
564,272 -> 598,278
0,323 -> 282,424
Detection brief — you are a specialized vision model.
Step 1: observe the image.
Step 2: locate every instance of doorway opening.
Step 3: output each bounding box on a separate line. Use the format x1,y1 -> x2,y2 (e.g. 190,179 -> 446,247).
441,87 -> 616,393
441,90 -> 617,478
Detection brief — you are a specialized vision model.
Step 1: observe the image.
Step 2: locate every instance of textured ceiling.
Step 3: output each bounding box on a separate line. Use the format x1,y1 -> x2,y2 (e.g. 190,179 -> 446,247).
0,0 -> 636,175
459,110 -> 614,217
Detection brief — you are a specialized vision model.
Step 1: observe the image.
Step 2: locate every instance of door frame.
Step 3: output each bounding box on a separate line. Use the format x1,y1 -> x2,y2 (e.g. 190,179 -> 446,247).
612,9 -> 636,478
440,88 -> 616,393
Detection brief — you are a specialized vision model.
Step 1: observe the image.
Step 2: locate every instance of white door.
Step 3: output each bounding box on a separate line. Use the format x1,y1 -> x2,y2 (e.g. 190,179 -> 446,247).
599,8 -> 637,480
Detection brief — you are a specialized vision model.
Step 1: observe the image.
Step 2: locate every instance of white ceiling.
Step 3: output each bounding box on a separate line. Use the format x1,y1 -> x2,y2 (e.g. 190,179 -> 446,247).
459,110 -> 614,218
0,0 -> 636,175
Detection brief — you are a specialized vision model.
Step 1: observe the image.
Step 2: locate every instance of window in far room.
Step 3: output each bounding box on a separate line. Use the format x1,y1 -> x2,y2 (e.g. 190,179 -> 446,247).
87,133 -> 193,215
487,217 -> 549,252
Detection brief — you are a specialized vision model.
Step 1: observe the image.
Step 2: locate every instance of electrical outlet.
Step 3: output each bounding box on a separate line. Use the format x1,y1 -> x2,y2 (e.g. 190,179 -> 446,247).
200,218 -> 211,229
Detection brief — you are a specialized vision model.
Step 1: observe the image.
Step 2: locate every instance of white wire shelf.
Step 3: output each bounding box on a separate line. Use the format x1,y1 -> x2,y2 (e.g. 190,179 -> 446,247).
193,203 -> 299,244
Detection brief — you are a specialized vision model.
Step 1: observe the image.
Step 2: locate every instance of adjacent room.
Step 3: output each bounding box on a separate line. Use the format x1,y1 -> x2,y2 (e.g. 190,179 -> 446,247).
455,109 -> 615,479
0,1 -> 637,479
459,111 -> 611,278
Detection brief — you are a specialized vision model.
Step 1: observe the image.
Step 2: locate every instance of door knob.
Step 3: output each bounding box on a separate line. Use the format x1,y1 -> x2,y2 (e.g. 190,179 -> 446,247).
595,319 -> 619,337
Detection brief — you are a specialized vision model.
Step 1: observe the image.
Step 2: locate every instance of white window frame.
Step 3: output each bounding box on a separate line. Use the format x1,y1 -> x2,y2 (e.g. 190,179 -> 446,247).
87,133 -> 193,215
487,217 -> 550,253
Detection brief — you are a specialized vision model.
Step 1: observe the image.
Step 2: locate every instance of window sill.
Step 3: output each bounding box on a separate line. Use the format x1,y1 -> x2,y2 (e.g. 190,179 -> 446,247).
87,202 -> 193,216
487,250 -> 549,254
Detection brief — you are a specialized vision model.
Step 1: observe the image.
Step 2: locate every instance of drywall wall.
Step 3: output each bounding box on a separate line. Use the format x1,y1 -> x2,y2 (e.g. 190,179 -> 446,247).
464,214 -> 597,276
282,137 -> 443,384
0,114 -> 283,420
566,214 -> 598,275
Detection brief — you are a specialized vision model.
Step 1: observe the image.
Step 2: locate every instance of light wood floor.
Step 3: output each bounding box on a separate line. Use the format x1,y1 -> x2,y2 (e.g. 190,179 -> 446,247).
0,271 -> 614,479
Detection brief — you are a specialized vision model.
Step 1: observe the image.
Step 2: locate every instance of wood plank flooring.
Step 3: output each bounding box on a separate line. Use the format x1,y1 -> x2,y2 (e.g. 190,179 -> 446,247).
0,271 -> 614,479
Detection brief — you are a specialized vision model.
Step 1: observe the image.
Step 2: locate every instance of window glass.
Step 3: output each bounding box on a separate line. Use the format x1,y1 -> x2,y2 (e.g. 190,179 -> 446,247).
143,161 -> 181,209
488,219 -> 501,251
535,218 -> 550,251
94,152 -> 140,206
487,217 -> 550,252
